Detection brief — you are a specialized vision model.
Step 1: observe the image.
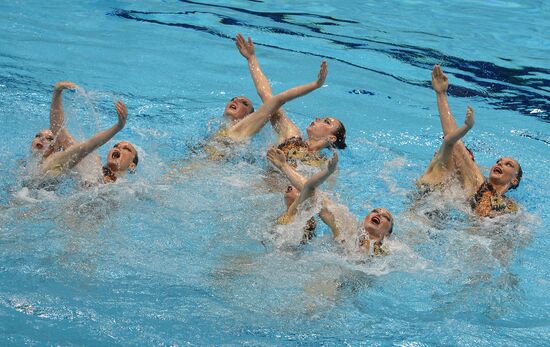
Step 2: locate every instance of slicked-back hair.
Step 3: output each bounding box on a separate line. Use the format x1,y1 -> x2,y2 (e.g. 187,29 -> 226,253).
333,121 -> 347,149
511,162 -> 522,190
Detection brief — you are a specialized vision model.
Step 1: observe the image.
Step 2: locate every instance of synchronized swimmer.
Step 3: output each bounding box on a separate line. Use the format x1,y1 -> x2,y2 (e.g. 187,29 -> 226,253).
25,34 -> 523,257
31,81 -> 139,184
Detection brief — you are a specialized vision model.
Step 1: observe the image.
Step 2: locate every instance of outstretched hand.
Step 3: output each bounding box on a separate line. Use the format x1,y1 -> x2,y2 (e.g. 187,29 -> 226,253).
464,106 -> 474,128
326,148 -> 339,173
115,100 -> 128,129
267,147 -> 287,170
55,81 -> 77,91
236,33 -> 255,60
316,61 -> 328,87
431,65 -> 448,94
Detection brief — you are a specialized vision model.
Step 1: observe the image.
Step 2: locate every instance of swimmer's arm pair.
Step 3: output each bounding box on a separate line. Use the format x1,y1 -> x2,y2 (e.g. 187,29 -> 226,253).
236,34 -> 301,142
269,147 -> 341,238
42,101 -> 127,174
267,148 -> 307,189
435,106 -> 474,166
50,81 -> 78,151
432,65 -> 484,190
227,61 -> 327,140
286,150 -> 338,218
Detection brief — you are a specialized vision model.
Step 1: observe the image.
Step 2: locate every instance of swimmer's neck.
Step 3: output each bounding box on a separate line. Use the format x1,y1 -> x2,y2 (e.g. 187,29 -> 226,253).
304,138 -> 330,152
367,230 -> 384,243
485,179 -> 511,196
103,164 -> 125,183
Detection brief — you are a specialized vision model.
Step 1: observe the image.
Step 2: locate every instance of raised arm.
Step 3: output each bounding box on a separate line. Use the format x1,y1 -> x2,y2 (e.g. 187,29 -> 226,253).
431,65 -> 484,193
438,106 -> 474,164
295,150 -> 338,204
319,201 -> 342,239
236,33 -> 272,101
286,150 -> 338,217
42,101 -> 127,174
432,65 -> 458,136
269,147 -> 343,238
50,81 -> 79,151
236,34 -> 301,142
227,61 -> 327,140
50,81 -> 77,135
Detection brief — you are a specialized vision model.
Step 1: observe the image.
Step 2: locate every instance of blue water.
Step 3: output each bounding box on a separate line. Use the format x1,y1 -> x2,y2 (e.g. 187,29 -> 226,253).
1,0 -> 549,345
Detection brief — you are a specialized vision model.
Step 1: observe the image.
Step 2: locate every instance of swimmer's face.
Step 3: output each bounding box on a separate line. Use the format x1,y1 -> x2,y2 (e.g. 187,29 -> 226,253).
362,208 -> 393,241
306,117 -> 342,143
224,96 -> 254,121
106,141 -> 138,173
284,185 -> 299,208
489,157 -> 519,189
31,129 -> 54,156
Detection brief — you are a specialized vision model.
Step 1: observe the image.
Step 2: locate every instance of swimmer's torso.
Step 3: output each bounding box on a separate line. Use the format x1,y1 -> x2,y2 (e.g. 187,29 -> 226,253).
198,128 -> 237,161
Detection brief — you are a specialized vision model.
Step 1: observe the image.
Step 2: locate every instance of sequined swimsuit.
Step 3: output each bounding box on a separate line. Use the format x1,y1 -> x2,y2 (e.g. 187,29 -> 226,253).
277,137 -> 326,167
102,166 -> 117,183
359,236 -> 389,256
470,181 -> 518,217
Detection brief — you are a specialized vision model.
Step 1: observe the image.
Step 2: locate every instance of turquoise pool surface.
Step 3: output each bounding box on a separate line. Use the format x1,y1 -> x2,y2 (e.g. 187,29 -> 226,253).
0,0 -> 549,345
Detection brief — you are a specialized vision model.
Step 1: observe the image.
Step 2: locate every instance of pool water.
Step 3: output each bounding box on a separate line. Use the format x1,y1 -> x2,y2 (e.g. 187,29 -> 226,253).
1,0 -> 549,345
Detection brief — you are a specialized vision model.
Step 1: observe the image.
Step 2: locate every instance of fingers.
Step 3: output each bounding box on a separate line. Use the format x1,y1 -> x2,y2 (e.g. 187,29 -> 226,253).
55,81 -> 77,91
465,105 -> 474,127
236,33 -> 244,46
247,36 -> 253,47
432,65 -> 448,80
433,64 -> 441,77
236,33 -> 244,49
267,148 -> 286,164
267,147 -> 278,161
115,100 -> 128,126
317,60 -> 328,85
466,105 -> 474,118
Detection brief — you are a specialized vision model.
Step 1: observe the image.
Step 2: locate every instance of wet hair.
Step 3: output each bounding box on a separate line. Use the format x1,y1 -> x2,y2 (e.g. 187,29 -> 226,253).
332,121 -> 347,149
511,161 -> 522,190
132,151 -> 139,167
388,221 -> 394,234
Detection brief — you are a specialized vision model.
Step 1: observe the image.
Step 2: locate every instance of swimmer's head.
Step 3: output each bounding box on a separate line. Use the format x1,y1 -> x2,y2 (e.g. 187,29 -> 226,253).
306,117 -> 347,149
362,208 -> 393,241
106,141 -> 139,173
224,96 -> 254,121
31,129 -> 54,156
489,157 -> 522,190
284,185 -> 299,208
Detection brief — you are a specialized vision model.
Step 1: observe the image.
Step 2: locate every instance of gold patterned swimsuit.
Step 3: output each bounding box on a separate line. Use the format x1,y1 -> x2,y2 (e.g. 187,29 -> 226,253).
470,182 -> 518,217
359,236 -> 389,256
102,166 -> 117,183
192,128 -> 235,161
277,137 -> 326,167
